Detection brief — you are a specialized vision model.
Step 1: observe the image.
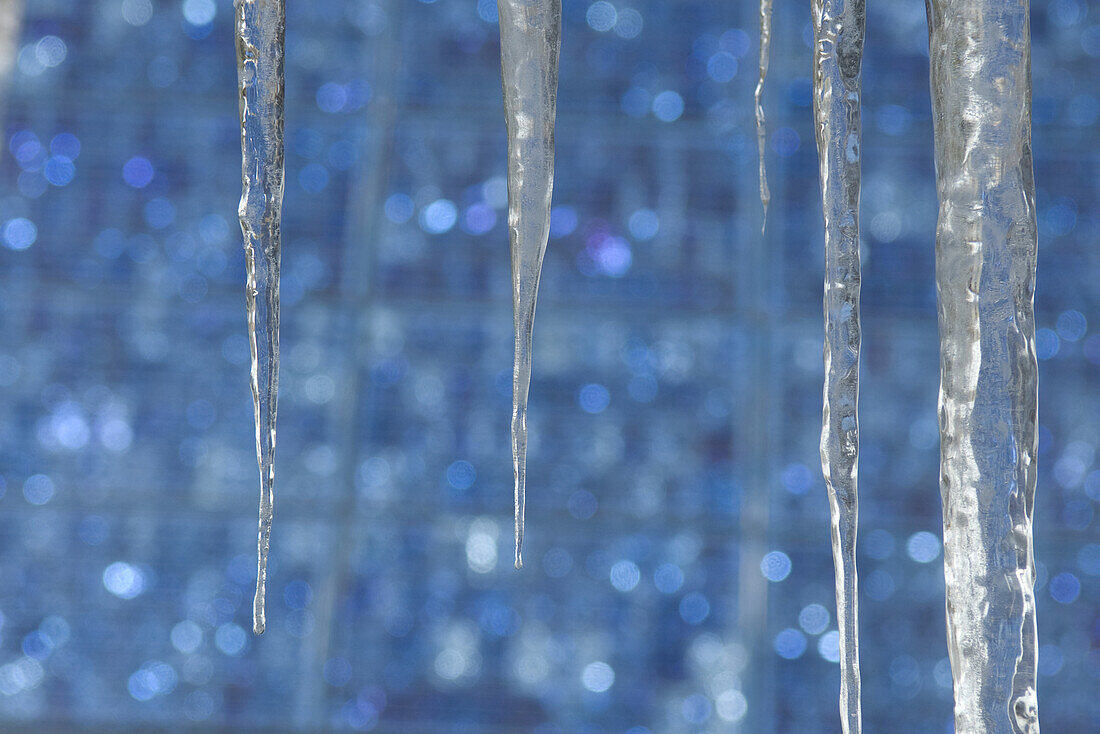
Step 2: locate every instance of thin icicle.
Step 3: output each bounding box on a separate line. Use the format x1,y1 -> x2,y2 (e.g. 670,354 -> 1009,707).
927,0 -> 1039,730
812,0 -> 864,731
496,0 -> 561,570
0,0 -> 22,88
234,0 -> 285,635
755,0 -> 772,229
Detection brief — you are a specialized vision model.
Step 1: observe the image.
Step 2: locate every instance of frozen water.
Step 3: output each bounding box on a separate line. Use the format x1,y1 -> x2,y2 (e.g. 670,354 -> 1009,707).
0,0 -> 20,89
497,0 -> 561,569
812,0 -> 865,730
927,0 -> 1040,729
755,0 -> 772,228
234,0 -> 285,635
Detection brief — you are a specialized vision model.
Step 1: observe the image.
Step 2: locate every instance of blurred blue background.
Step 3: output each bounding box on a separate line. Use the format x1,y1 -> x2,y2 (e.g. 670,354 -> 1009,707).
0,0 -> 1097,731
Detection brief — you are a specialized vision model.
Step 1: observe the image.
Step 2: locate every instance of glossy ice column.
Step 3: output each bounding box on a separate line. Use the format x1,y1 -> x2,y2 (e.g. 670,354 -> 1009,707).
927,0 -> 1039,730
755,0 -> 772,227
235,0 -> 285,635
497,0 -> 561,569
812,0 -> 864,730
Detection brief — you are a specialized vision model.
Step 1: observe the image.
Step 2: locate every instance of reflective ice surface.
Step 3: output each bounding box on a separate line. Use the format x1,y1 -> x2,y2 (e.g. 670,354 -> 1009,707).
497,0 -> 561,569
0,1 -> 1093,731
755,0 -> 772,226
927,0 -> 1040,730
812,0 -> 865,730
234,0 -> 285,635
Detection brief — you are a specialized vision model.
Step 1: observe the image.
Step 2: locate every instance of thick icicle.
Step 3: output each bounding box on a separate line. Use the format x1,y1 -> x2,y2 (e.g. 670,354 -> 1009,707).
812,0 -> 864,731
234,0 -> 285,635
927,0 -> 1039,730
497,0 -> 561,570
754,0 -> 772,228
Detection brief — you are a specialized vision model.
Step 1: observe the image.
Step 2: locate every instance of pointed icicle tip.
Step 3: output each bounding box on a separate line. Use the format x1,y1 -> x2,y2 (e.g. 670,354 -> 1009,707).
514,501 -> 524,569
253,585 -> 267,635
237,0 -> 284,644
499,0 -> 559,572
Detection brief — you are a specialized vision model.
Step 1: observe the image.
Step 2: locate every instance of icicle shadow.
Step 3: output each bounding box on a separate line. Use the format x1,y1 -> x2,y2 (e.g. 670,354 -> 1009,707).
497,0 -> 561,569
927,0 -> 1040,730
234,0 -> 285,635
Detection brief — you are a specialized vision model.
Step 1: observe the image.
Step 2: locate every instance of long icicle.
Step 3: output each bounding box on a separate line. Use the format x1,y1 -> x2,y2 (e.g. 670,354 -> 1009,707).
926,0 -> 1039,730
755,0 -> 772,228
497,0 -> 561,569
812,0 -> 864,730
234,0 -> 285,635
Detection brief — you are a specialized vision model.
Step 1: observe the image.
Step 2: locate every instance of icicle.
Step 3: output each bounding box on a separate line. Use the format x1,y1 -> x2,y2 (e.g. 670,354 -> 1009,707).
754,0 -> 772,229
812,0 -> 864,731
496,0 -> 561,570
234,0 -> 285,635
0,0 -> 22,89
927,0 -> 1039,730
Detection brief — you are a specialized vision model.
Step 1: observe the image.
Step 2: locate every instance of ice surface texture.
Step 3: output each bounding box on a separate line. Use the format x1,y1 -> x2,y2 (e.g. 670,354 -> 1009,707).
755,0 -> 772,227
812,0 -> 864,730
927,0 -> 1040,730
234,0 -> 285,636
497,0 -> 561,569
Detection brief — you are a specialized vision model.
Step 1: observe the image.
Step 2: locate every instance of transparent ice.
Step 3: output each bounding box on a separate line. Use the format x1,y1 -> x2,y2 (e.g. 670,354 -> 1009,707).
812,0 -> 864,730
755,0 -> 772,227
0,0 -> 20,90
927,0 -> 1040,729
234,0 -> 285,635
497,0 -> 561,569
